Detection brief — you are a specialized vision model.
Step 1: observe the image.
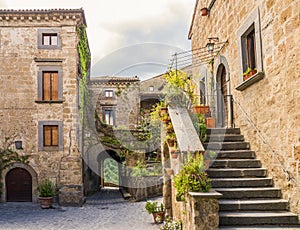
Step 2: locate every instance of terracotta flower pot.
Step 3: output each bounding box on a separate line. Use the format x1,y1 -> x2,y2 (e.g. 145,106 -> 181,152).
200,7 -> 209,16
39,197 -> 53,209
152,211 -> 165,223
171,150 -> 179,159
160,107 -> 168,117
206,117 -> 216,128
193,105 -> 210,116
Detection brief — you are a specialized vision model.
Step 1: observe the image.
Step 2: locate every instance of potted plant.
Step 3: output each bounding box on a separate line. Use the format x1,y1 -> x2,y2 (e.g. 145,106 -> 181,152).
243,67 -> 257,81
38,179 -> 56,209
165,122 -> 174,134
170,149 -> 180,159
145,201 -> 165,223
173,154 -> 212,201
166,132 -> 176,147
192,105 -> 210,116
160,216 -> 182,230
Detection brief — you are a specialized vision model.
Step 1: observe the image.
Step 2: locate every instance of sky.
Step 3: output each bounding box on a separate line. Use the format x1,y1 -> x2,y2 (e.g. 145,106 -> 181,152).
0,0 -> 195,80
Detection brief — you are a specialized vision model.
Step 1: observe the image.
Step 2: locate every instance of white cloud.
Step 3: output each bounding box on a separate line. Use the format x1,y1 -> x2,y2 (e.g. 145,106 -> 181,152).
2,0 -> 196,77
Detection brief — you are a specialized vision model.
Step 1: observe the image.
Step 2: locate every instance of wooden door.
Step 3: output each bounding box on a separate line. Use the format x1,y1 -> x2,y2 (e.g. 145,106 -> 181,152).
217,65 -> 228,127
6,168 -> 32,202
221,67 -> 228,127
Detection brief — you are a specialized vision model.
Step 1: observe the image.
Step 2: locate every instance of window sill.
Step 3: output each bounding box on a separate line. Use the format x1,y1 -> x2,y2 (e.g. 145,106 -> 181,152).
35,100 -> 64,104
235,71 -> 265,91
39,146 -> 63,151
38,45 -> 61,50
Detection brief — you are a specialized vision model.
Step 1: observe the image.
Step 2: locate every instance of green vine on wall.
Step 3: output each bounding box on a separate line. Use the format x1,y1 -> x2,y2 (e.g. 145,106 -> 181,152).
77,25 -> 91,122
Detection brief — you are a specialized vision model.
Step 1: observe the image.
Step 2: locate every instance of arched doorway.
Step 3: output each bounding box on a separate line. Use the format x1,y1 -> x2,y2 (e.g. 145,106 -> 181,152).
216,64 -> 228,127
6,167 -> 32,202
98,150 -> 123,188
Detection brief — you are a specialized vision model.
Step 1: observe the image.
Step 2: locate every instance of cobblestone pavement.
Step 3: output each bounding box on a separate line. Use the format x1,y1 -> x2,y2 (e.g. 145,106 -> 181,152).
0,188 -> 163,230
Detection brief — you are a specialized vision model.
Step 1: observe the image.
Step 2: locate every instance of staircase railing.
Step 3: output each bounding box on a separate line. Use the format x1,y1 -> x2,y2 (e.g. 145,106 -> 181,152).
233,97 -> 300,187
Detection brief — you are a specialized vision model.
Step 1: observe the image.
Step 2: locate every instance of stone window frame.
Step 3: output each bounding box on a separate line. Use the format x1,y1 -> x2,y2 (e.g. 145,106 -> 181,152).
38,29 -> 62,50
36,66 -> 63,103
38,121 -> 63,151
236,8 -> 265,91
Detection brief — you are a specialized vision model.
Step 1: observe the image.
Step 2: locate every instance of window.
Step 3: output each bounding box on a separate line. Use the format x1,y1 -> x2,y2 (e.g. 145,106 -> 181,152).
43,125 -> 58,146
38,121 -> 63,151
236,8 -> 264,90
241,25 -> 257,72
245,28 -> 256,70
37,66 -> 62,102
104,90 -> 114,98
42,33 -> 58,46
103,109 -> 115,126
42,71 -> 58,100
149,86 -> 154,92
38,29 -> 61,49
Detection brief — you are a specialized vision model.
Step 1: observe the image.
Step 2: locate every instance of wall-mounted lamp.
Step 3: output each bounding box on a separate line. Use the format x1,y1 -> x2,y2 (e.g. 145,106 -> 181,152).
15,140 -> 23,150
206,37 -> 219,54
200,7 -> 209,16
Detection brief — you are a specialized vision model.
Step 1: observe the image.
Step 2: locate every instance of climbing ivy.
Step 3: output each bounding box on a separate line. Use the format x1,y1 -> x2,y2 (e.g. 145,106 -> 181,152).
77,25 -> 91,122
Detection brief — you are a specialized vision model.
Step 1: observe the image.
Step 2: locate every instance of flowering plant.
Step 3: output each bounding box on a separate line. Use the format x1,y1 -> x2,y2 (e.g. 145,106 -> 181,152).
160,216 -> 182,230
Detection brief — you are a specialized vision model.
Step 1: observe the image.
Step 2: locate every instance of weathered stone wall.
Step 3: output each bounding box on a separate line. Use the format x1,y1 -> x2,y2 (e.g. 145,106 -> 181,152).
189,0 -> 300,215
124,176 -> 163,201
90,77 -> 140,129
0,10 -> 87,206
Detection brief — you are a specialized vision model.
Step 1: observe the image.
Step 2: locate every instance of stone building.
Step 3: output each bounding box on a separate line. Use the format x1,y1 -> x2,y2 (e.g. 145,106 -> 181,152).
140,74 -> 165,115
188,0 -> 300,216
0,9 -> 90,206
83,76 -> 141,192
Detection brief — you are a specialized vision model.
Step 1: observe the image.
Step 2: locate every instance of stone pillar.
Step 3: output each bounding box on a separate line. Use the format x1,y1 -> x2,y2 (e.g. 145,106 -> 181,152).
184,191 -> 222,230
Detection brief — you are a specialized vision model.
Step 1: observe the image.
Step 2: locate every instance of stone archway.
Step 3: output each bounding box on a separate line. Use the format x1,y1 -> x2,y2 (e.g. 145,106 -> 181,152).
214,56 -> 232,128
1,163 -> 38,203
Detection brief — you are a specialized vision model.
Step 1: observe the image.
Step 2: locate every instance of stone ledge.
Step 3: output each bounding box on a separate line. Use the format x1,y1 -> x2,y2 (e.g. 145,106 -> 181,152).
188,190 -> 223,199
35,100 -> 64,104
235,72 -> 265,91
34,58 -> 65,62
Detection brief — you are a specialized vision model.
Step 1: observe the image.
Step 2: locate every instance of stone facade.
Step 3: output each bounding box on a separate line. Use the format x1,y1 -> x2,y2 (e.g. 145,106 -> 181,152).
0,9 -> 90,206
189,0 -> 300,215
140,74 -> 165,115
90,76 -> 140,129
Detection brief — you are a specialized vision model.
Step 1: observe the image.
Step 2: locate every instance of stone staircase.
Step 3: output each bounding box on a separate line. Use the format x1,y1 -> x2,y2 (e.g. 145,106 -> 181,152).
204,128 -> 300,228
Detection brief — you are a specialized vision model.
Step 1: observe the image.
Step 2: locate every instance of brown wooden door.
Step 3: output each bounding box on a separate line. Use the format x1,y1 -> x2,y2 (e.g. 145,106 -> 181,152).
217,64 -> 228,127
221,67 -> 228,127
6,168 -> 32,202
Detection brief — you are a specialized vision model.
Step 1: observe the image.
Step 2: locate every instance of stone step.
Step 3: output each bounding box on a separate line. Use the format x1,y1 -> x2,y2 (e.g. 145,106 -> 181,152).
211,177 -> 273,188
215,150 -> 256,159
219,199 -> 289,211
204,142 -> 250,150
211,159 -> 261,168
206,128 -> 241,135
206,134 -> 245,142
214,187 -> 282,199
207,168 -> 268,178
219,211 -> 300,226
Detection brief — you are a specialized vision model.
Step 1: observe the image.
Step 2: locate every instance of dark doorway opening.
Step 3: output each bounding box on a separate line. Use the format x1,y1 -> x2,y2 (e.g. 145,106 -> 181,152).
6,167 -> 32,202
